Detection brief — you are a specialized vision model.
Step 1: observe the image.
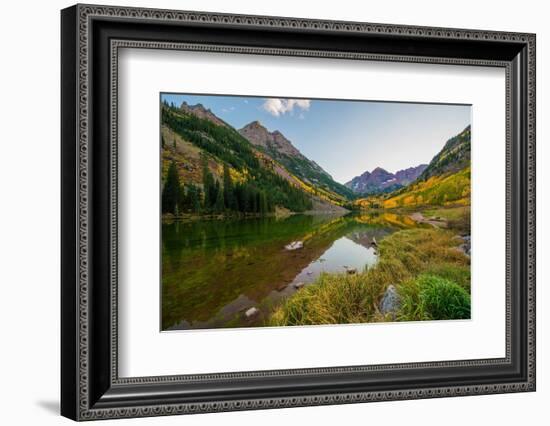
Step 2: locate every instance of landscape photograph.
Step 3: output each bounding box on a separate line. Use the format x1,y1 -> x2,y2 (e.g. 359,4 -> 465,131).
160,93 -> 472,331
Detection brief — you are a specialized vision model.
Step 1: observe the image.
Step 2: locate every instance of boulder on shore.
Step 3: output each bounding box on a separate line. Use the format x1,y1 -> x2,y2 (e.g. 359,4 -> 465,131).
245,307 -> 259,318
456,234 -> 471,256
379,285 -> 400,319
285,241 -> 303,251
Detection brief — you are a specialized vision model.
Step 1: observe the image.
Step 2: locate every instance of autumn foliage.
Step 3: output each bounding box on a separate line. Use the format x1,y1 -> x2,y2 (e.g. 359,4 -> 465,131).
355,167 -> 471,210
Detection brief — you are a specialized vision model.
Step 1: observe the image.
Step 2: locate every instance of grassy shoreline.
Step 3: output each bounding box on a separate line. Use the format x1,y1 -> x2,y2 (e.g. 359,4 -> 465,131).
268,225 -> 470,326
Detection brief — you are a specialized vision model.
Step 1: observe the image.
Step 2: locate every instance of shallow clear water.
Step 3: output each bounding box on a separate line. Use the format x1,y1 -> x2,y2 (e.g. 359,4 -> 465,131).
162,212 -> 418,330
289,236 -> 378,287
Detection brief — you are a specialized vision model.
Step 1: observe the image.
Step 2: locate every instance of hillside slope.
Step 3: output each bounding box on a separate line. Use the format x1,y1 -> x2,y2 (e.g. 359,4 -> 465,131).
418,125 -> 471,180
239,121 -> 354,200
161,102 -> 348,215
382,166 -> 470,208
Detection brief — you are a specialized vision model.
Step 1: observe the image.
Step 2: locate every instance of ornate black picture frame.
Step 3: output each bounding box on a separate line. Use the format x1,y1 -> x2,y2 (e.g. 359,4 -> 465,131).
61,4 -> 536,421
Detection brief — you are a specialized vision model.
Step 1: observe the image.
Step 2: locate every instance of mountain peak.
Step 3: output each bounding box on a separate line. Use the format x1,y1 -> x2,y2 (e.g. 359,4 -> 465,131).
238,122 -> 348,196
239,123 -> 301,157
371,167 -> 390,175
247,120 -> 263,127
178,102 -> 228,128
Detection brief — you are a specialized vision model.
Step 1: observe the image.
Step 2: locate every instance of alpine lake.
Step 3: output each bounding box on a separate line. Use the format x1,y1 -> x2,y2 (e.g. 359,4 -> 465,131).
162,212 -> 423,330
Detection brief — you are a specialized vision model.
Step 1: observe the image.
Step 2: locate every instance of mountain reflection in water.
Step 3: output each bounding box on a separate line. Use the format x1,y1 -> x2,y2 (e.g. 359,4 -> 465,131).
162,212 -> 418,330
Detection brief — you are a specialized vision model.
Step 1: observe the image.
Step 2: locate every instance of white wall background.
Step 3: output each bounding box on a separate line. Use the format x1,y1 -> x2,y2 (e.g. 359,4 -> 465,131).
0,0 -> 546,424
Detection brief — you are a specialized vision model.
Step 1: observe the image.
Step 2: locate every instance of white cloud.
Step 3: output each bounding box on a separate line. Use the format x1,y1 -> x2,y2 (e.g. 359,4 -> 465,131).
262,98 -> 311,117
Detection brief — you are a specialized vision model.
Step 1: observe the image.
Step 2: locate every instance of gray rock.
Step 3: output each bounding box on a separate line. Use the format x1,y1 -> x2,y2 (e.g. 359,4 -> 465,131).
380,285 -> 400,319
285,241 -> 303,251
293,282 -> 305,289
459,242 -> 471,256
455,235 -> 471,256
244,307 -> 259,318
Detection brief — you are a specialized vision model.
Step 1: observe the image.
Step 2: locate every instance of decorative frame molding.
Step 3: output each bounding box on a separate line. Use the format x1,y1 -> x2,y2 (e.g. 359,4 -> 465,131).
61,4 -> 536,421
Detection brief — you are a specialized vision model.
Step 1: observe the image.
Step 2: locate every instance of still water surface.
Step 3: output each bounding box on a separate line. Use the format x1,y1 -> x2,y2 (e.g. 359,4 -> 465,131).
162,212 -> 418,330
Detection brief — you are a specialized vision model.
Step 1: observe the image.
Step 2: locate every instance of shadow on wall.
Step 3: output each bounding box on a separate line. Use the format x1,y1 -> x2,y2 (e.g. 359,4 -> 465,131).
35,400 -> 59,416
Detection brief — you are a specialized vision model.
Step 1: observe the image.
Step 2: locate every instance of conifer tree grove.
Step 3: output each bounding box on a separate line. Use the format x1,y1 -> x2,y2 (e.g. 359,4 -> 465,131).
162,161 -> 181,214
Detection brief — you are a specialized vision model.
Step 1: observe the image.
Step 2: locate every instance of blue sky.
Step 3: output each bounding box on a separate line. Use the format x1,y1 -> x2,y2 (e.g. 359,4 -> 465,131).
161,93 -> 471,184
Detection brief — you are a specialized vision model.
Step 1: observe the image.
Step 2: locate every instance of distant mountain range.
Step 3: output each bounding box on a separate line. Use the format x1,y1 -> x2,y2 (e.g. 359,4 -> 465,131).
354,125 -> 472,209
345,125 -> 471,196
161,99 -> 471,213
345,164 -> 428,195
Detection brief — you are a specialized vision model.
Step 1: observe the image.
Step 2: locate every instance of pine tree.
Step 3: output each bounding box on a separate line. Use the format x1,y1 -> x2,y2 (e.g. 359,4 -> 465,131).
213,180 -> 221,209
259,191 -> 268,215
240,184 -> 250,212
161,161 -> 181,214
214,184 -> 224,213
192,186 -> 202,213
256,192 -> 261,214
250,188 -> 258,213
234,184 -> 244,212
222,163 -> 235,210
180,184 -> 192,212
202,156 -> 216,211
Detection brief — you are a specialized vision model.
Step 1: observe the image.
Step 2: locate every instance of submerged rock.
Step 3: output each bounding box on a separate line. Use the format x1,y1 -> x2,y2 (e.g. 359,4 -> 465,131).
380,285 -> 400,319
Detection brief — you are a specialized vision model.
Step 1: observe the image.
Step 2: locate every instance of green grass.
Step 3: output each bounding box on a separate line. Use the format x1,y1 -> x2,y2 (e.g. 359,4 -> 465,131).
268,272 -> 382,326
268,227 -> 470,326
422,206 -> 471,234
423,263 -> 470,292
397,274 -> 470,321
422,206 -> 469,221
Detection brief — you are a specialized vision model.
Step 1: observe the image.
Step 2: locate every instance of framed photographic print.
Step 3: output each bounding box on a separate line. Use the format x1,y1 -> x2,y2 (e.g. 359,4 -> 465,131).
61,4 -> 536,421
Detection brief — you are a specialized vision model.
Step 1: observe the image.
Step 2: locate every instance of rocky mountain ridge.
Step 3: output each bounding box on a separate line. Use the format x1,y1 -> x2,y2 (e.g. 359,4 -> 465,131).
238,121 -> 354,200
179,101 -> 229,128
345,164 -> 428,195
419,125 -> 471,181
239,121 -> 303,158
